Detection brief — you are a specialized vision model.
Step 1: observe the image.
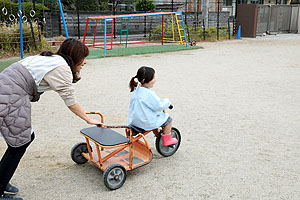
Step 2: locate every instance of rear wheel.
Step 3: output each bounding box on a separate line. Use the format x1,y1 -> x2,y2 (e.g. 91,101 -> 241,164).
71,142 -> 92,164
155,127 -> 181,157
103,164 -> 126,190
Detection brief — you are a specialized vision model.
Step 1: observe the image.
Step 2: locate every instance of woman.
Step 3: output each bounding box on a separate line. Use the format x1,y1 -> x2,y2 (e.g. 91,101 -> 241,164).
0,38 -> 101,200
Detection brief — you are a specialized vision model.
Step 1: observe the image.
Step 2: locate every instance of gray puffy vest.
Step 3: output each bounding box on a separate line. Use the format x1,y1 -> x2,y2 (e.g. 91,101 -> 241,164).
0,62 -> 41,147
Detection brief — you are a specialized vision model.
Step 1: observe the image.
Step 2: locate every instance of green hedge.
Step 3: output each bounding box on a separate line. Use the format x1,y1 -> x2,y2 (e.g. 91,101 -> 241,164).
0,22 -> 51,57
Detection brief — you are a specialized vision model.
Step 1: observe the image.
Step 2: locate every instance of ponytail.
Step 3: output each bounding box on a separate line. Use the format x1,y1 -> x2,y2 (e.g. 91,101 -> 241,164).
129,76 -> 138,92
129,66 -> 155,92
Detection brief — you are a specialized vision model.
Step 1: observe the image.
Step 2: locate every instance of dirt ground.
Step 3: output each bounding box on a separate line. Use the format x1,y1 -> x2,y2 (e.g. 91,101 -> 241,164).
1,35 -> 300,200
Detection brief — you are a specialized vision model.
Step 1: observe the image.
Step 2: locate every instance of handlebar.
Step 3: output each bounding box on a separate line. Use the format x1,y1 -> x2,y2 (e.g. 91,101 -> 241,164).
86,112 -> 104,124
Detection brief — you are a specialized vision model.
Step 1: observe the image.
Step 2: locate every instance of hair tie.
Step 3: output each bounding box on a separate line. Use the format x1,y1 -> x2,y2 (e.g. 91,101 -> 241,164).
133,75 -> 138,82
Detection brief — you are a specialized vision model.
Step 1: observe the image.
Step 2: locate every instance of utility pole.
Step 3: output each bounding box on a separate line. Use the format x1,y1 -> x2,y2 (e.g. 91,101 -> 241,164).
113,0 -> 116,38
201,0 -> 209,27
144,0 -> 146,37
217,0 -> 220,40
76,0 -> 80,39
194,0 -> 197,29
235,0 -> 237,19
196,0 -> 199,25
185,0 -> 187,24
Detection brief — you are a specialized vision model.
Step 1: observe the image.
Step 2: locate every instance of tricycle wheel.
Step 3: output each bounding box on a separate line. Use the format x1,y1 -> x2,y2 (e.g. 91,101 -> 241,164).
103,164 -> 126,190
71,142 -> 92,164
155,127 -> 181,157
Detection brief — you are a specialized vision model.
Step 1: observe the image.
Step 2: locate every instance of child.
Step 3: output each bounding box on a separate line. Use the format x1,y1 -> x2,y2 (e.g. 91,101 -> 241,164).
128,66 -> 178,146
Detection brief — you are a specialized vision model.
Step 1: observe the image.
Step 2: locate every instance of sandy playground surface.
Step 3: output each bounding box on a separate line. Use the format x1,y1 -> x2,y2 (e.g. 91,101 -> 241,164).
1,35 -> 300,200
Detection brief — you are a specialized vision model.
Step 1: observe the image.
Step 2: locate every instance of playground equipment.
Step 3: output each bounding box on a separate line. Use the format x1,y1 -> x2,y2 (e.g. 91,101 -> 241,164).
71,110 -> 181,190
1,0 -> 69,58
83,12 -> 188,55
1,0 -> 7,21
0,0 -> 16,23
182,23 -> 197,46
163,13 -> 188,45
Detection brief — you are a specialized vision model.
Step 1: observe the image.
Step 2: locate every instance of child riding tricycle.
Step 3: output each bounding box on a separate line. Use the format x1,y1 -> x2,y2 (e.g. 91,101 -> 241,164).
71,66 -> 181,190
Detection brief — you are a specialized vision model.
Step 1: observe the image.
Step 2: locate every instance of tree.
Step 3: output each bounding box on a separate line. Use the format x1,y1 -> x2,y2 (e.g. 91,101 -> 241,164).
61,0 -> 75,10
135,0 -> 155,12
99,0 -> 109,11
77,0 -> 99,11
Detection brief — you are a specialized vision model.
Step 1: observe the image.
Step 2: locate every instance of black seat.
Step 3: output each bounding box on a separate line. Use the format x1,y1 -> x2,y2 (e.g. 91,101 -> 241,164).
80,127 -> 129,146
128,125 -> 146,136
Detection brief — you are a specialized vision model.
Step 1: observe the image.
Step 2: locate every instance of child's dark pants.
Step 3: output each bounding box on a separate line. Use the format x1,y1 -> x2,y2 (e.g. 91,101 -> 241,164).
0,133 -> 35,196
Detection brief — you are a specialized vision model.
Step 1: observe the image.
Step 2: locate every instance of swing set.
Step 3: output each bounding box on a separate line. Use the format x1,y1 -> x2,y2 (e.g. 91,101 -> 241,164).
1,0 -> 68,58
83,12 -> 188,55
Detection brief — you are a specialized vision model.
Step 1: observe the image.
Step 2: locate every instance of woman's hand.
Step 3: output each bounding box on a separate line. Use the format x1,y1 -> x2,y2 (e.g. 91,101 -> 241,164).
68,103 -> 102,126
87,118 -> 102,126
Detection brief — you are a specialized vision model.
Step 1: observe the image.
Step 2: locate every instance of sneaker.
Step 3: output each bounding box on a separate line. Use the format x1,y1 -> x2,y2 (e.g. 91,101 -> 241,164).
4,184 -> 18,195
0,194 -> 23,200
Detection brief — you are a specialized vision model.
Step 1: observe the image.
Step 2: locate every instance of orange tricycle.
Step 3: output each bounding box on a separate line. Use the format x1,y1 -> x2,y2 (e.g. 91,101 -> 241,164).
70,110 -> 181,190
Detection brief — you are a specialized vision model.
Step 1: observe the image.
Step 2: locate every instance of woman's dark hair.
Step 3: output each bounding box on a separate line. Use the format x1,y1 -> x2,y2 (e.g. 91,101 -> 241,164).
129,66 -> 155,92
40,38 -> 89,83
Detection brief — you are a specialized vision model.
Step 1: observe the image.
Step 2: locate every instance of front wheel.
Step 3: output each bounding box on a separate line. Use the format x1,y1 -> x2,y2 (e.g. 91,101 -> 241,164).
103,164 -> 126,190
155,127 -> 181,157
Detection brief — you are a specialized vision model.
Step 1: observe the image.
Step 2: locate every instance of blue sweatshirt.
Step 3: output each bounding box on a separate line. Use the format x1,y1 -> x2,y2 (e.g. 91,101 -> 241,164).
128,86 -> 171,131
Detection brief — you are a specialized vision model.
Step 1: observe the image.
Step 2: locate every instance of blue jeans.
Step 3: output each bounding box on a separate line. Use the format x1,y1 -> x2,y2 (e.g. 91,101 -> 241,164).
161,116 -> 172,127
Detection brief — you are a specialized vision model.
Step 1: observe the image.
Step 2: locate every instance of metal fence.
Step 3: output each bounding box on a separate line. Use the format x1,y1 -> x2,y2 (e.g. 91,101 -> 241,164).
0,0 -> 237,52
43,10 -> 234,43
256,5 -> 300,34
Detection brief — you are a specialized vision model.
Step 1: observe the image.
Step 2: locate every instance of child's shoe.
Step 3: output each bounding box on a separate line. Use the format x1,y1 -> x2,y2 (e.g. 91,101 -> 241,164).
162,133 -> 178,146
0,194 -> 22,200
4,183 -> 18,195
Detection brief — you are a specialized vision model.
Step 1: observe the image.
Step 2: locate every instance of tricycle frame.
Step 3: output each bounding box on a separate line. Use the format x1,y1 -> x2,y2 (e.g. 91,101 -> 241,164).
80,112 -> 153,172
